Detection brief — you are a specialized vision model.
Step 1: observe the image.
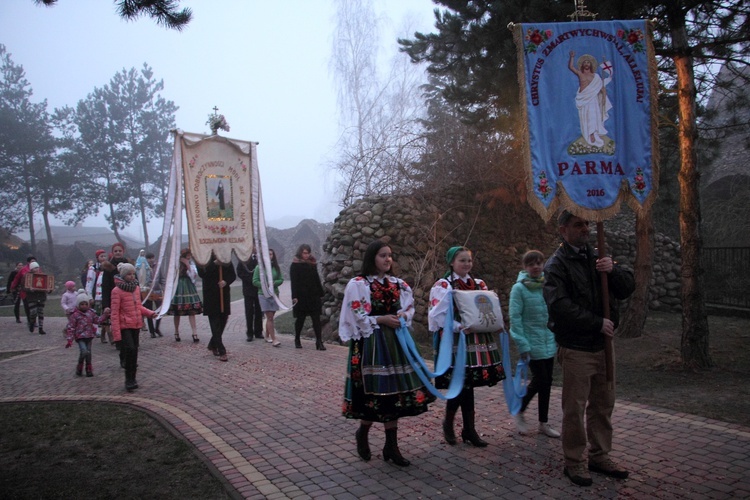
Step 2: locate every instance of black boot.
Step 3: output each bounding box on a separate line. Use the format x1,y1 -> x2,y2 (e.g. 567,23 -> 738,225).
315,331 -> 326,350
76,362 -> 83,377
294,332 -> 302,349
383,427 -> 410,466
461,411 -> 489,447
355,424 -> 371,461
443,407 -> 457,445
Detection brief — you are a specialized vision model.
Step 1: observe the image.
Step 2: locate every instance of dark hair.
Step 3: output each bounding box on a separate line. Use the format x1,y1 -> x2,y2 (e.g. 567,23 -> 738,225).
180,248 -> 191,258
558,210 -> 576,226
26,255 -> 36,263
145,252 -> 155,259
522,250 -> 545,266
361,239 -> 390,277
268,249 -> 280,273
295,244 -> 312,259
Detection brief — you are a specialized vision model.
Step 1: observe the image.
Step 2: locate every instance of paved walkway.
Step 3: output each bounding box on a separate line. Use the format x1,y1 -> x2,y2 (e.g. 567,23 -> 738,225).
1,303 -> 749,499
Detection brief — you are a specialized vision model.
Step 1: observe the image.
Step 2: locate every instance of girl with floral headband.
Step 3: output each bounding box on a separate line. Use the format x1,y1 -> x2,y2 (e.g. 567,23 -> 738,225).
428,246 -> 504,448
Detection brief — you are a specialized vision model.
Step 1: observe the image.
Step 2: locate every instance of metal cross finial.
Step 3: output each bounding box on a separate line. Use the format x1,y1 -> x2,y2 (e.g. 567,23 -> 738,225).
212,106 -> 219,114
569,0 -> 597,21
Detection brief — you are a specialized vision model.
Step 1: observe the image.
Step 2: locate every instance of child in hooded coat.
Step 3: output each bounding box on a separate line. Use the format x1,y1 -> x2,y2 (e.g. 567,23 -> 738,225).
65,290 -> 110,377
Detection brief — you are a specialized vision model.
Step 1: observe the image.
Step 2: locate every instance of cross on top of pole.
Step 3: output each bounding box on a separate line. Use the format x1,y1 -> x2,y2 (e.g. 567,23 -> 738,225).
568,0 -> 597,21
206,106 -> 230,135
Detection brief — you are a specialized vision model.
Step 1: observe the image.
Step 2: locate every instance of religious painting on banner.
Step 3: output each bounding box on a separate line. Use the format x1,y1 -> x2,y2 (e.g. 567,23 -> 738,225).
179,133 -> 256,265
514,20 -> 659,221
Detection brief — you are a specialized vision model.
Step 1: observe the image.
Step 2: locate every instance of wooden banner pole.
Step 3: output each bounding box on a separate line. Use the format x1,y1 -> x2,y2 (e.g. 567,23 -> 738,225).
597,222 -> 614,390
219,265 -> 224,314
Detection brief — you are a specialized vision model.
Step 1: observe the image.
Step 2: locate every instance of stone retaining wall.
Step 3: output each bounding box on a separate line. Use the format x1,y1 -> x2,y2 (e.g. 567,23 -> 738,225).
320,193 -> 682,341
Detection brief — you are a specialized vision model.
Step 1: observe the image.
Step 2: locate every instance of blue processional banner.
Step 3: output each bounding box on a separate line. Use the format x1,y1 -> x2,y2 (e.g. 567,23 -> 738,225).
514,20 -> 659,221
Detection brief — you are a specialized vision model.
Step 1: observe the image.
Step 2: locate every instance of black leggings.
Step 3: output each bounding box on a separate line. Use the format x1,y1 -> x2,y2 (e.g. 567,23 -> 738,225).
294,312 -> 322,338
520,357 -> 554,422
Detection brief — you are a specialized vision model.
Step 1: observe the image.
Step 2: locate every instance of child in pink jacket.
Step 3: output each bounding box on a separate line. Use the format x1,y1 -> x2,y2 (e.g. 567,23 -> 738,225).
111,262 -> 156,391
65,290 -> 109,377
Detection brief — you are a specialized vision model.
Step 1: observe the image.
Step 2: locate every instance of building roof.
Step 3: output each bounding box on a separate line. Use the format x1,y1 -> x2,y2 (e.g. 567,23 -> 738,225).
33,224 -> 144,249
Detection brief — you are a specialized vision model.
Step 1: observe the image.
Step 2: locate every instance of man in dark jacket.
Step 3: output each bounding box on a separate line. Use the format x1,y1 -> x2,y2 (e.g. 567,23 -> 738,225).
544,211 -> 635,487
198,254 -> 236,362
236,250 -> 263,341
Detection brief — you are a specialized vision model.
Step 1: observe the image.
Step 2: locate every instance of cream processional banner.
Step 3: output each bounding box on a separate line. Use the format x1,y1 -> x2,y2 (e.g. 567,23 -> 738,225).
180,133 -> 254,265
514,20 -> 659,221
151,130 -> 286,317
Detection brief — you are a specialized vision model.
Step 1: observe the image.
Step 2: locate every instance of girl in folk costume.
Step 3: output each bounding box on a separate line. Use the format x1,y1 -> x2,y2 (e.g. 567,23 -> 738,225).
87,250 -> 111,343
168,248 -> 203,342
289,244 -> 326,350
111,263 -> 156,391
428,246 -> 505,447
339,239 -> 436,467
65,290 -> 109,377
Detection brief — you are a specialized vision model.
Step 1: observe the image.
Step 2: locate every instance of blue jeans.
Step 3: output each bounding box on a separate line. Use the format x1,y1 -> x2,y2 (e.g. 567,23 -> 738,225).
77,338 -> 93,366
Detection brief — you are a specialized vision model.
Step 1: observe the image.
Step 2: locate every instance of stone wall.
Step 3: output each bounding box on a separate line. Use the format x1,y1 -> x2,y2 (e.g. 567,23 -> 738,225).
319,192 -> 685,342
595,225 -> 682,312
319,192 -> 560,341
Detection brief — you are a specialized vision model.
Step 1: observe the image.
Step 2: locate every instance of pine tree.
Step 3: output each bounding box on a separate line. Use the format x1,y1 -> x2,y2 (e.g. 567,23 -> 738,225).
33,0 -> 192,30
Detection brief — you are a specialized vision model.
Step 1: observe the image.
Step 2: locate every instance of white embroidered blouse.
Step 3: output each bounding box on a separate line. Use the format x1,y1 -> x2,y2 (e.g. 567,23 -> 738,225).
427,273 -> 487,333
337,275 -> 414,342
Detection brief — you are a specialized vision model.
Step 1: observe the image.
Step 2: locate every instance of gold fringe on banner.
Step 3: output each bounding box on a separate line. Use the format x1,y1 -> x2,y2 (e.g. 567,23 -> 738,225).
512,20 -> 661,224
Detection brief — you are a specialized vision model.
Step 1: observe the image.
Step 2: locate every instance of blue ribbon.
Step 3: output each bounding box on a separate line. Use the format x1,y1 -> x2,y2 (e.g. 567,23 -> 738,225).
394,291 -> 466,400
500,330 -> 529,415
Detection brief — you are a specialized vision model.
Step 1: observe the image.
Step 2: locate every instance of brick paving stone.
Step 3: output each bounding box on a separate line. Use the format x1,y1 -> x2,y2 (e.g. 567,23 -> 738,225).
2,314 -> 750,499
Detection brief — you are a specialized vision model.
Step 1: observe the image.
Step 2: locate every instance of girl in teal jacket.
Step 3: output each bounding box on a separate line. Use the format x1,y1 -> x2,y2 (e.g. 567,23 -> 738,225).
509,250 -> 560,438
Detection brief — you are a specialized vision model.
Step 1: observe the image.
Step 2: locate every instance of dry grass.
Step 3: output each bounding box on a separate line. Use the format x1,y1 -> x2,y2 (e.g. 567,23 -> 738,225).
0,402 -> 231,499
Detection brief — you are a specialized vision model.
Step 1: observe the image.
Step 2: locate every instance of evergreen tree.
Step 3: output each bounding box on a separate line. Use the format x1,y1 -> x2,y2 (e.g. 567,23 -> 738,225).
34,0 -> 192,30
399,1 -> 749,368
73,65 -> 177,248
0,44 -> 55,257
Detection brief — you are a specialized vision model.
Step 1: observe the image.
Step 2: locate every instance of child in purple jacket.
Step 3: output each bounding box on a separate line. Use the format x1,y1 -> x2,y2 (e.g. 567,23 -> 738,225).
65,290 -> 110,377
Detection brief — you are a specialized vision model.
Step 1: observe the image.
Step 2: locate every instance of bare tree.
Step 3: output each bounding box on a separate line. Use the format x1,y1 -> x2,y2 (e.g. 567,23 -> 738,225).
329,0 -> 425,207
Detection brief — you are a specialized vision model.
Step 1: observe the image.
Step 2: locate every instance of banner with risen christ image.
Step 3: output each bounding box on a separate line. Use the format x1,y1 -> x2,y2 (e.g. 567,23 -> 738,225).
514,20 -> 659,221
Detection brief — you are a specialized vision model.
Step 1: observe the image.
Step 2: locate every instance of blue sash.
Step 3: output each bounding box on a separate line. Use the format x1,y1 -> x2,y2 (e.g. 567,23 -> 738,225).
500,330 -> 529,415
394,292 -> 466,400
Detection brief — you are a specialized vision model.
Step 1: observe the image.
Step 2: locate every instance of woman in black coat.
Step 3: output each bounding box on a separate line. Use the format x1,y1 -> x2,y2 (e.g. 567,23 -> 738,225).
198,253 -> 236,362
290,244 -> 325,350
